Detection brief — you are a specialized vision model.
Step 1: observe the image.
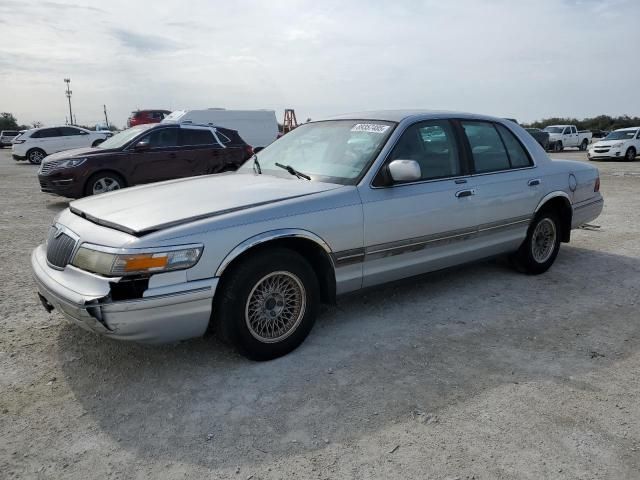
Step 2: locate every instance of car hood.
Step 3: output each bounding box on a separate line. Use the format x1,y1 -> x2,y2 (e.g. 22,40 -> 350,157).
69,173 -> 343,235
43,147 -> 119,161
591,140 -> 625,148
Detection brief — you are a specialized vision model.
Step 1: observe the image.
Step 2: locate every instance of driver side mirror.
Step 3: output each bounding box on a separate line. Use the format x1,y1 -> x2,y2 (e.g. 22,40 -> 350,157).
134,140 -> 151,151
387,159 -> 421,183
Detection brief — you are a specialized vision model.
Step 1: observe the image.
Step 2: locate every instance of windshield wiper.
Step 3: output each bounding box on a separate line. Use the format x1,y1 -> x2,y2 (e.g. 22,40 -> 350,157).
275,162 -> 311,180
252,154 -> 262,174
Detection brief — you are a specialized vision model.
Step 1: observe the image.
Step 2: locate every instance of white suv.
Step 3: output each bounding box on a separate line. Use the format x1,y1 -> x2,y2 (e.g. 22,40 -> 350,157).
12,126 -> 111,164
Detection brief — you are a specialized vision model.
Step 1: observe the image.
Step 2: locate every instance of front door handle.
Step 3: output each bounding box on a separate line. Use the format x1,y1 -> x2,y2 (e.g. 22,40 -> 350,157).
455,189 -> 476,198
168,152 -> 177,159
528,179 -> 541,186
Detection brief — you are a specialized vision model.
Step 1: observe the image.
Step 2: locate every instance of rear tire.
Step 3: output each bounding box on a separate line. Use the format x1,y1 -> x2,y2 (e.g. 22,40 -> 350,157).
580,139 -> 588,151
215,248 -> 319,361
625,147 -> 636,162
27,148 -> 46,164
84,172 -> 125,196
512,211 -> 561,275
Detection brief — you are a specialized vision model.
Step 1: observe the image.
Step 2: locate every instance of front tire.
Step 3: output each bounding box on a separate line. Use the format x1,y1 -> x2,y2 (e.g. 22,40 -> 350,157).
512,212 -> 561,275
215,248 -> 319,361
27,148 -> 46,164
625,147 -> 636,162
553,142 -> 563,153
84,172 -> 125,196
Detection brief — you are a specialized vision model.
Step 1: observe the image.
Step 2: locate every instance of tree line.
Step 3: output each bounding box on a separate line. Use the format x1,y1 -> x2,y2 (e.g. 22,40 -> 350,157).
523,115 -> 640,132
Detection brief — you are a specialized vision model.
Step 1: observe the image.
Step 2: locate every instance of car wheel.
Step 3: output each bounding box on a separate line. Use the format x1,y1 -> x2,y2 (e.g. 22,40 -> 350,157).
215,248 -> 319,361
625,147 -> 636,162
85,172 -> 125,196
512,211 -> 561,275
580,139 -> 588,151
27,148 -> 46,164
91,139 -> 105,147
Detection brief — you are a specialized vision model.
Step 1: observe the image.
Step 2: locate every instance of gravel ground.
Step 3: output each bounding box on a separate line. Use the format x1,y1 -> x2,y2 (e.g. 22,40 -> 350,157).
1,148 -> 639,479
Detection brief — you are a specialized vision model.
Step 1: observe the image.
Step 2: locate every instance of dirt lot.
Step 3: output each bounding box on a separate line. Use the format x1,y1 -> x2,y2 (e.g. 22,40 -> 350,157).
1,148 -> 639,479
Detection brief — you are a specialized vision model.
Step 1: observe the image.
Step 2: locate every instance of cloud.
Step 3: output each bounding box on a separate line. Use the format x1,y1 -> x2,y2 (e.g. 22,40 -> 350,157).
110,29 -> 181,54
1,0 -> 639,127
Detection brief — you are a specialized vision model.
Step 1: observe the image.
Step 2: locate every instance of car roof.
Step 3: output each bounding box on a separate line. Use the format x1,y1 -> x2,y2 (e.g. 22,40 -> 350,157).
322,109 -> 510,124
614,127 -> 640,131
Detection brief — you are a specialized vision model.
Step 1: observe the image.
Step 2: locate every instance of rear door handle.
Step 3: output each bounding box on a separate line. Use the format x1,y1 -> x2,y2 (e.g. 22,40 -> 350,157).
455,189 -> 476,198
528,179 -> 541,186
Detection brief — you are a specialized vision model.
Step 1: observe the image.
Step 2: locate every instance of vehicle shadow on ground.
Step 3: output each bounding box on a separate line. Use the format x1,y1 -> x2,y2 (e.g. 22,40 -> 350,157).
57,246 -> 640,469
44,200 -> 69,212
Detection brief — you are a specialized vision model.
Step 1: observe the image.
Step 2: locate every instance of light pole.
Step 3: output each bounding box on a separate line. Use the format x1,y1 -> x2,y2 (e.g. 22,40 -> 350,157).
64,78 -> 73,125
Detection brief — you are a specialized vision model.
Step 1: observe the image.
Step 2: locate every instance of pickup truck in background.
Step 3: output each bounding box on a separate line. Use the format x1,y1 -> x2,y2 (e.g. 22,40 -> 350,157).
543,125 -> 592,152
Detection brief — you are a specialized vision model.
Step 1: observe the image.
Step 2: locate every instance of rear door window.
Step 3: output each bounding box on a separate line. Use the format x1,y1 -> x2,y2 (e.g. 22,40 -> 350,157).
34,128 -> 63,138
461,121 -> 510,173
180,128 -> 215,146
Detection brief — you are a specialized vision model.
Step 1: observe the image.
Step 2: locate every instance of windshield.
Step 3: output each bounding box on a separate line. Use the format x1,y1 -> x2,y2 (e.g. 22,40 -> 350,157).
543,127 -> 564,134
238,120 -> 396,184
95,125 -> 153,149
603,130 -> 638,141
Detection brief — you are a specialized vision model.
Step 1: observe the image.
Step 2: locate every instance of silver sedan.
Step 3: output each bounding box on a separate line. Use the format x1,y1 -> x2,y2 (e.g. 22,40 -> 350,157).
32,111 -> 603,360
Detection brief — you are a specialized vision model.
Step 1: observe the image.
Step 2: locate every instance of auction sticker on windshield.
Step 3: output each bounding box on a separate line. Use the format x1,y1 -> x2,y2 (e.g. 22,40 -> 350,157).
351,123 -> 390,134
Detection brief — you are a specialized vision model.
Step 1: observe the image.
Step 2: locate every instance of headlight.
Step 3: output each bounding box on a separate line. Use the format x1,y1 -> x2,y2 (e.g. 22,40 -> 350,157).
611,142 -> 623,148
72,244 -> 203,276
57,158 -> 87,169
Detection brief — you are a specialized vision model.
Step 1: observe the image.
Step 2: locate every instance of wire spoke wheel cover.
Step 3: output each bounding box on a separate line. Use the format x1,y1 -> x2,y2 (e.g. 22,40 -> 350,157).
531,218 -> 556,263
245,271 -> 307,343
92,177 -> 121,194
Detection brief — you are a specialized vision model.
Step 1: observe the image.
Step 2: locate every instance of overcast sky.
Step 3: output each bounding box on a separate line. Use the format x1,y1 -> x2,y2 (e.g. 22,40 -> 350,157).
0,0 -> 638,127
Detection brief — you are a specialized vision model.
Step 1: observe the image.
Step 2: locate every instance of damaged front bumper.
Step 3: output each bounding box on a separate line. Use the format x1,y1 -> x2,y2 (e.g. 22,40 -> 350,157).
31,244 -> 218,343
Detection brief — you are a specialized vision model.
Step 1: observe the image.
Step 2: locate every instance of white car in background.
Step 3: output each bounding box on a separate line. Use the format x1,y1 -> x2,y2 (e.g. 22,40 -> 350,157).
0,130 -> 20,147
588,127 -> 640,161
12,126 -> 111,164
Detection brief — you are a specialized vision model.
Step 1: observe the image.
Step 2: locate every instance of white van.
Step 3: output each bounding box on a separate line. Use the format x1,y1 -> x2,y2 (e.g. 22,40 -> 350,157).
162,109 -> 278,149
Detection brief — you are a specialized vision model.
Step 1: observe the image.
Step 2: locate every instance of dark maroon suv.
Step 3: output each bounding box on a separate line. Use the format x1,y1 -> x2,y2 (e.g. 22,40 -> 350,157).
37,123 -> 253,198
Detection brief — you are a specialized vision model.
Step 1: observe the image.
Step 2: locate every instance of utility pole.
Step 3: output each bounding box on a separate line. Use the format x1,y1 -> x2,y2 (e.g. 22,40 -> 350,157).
64,78 -> 73,125
103,104 -> 110,128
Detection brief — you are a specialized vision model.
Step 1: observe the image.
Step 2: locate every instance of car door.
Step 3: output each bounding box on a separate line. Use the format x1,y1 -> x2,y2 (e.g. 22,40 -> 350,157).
127,127 -> 183,185
457,120 -> 543,253
178,127 -> 226,175
59,126 -> 90,150
358,119 -> 478,288
34,127 -> 64,154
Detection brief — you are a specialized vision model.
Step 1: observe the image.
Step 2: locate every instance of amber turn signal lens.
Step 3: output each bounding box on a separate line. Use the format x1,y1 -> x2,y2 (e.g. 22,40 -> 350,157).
122,254 -> 168,272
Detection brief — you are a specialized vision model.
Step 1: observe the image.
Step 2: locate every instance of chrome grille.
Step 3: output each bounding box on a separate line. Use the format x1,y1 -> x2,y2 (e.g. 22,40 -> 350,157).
39,160 -> 61,175
46,227 -> 77,269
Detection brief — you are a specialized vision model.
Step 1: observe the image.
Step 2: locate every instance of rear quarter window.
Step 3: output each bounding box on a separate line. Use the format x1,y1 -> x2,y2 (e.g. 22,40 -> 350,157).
495,124 -> 533,168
